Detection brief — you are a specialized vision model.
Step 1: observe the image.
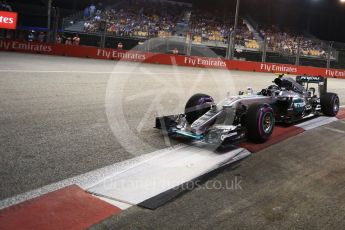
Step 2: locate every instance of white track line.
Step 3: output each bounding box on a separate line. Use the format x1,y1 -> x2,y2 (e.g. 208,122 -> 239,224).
0,144 -> 186,210
295,116 -> 338,131
323,126 -> 345,134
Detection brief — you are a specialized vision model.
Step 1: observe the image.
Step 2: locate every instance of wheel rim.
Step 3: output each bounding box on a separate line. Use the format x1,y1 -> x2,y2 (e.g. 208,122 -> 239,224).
197,96 -> 213,106
262,112 -> 273,134
334,98 -> 339,113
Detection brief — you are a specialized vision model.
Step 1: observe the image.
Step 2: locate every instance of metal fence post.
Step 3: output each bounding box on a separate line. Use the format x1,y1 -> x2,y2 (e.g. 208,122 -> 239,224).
230,31 -> 236,59
327,41 -> 334,68
230,0 -> 240,60
52,7 -> 60,44
295,37 -> 301,66
187,32 -> 192,56
226,33 -> 231,60
165,37 -> 169,53
100,32 -> 105,48
47,0 -> 52,43
226,31 -> 235,60
262,36 -> 267,63
100,20 -> 107,48
147,36 -> 151,52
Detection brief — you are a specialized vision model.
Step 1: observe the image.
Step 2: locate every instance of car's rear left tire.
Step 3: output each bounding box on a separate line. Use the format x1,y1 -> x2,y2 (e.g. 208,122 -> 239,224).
321,93 -> 339,117
246,103 -> 275,143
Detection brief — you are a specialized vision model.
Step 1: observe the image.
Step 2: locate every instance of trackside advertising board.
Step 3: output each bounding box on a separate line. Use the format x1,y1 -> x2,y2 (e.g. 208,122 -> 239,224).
0,11 -> 17,29
0,39 -> 345,79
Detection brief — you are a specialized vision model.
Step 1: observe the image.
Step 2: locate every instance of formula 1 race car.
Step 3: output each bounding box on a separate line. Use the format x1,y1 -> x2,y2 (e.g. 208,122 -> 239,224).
155,75 -> 340,144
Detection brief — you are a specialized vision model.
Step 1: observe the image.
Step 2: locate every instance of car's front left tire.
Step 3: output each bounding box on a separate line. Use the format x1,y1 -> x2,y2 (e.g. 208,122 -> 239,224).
246,103 -> 275,143
184,93 -> 213,124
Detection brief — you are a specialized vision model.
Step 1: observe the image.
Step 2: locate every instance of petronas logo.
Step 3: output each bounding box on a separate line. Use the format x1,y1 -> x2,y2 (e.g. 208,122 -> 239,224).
293,98 -> 305,113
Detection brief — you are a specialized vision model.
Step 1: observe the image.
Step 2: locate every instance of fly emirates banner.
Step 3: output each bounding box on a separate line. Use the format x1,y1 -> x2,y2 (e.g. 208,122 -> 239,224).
0,11 -> 17,30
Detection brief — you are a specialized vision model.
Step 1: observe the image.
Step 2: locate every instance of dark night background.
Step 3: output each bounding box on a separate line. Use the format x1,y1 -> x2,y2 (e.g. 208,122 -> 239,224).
11,0 -> 345,43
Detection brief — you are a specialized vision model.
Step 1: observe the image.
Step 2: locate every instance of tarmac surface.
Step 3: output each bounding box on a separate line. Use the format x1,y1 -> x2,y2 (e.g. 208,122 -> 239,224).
1,52 -> 345,229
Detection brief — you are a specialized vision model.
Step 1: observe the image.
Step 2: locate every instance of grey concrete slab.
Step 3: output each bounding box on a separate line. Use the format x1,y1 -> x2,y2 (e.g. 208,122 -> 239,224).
88,143 -> 250,205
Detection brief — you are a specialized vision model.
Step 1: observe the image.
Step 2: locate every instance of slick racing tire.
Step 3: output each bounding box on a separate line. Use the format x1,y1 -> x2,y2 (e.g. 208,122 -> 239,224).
246,103 -> 275,143
320,93 -> 339,117
185,93 -> 213,124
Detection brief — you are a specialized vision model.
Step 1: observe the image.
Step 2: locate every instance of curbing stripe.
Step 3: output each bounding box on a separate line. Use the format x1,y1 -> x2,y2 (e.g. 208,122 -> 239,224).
0,185 -> 121,230
240,125 -> 305,153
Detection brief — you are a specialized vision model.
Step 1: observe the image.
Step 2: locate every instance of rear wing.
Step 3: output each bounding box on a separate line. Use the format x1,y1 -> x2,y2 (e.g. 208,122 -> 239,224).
296,75 -> 325,84
296,75 -> 328,96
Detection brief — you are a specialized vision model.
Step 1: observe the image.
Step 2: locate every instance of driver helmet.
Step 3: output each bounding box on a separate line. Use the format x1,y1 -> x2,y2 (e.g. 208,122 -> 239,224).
246,87 -> 254,95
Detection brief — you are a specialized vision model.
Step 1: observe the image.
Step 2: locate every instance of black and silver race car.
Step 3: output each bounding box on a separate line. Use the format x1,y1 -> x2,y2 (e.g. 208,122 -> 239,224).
155,75 -> 340,144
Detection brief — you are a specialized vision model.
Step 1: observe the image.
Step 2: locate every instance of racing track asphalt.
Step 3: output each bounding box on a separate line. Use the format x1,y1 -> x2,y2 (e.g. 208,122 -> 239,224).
1,52 -> 345,228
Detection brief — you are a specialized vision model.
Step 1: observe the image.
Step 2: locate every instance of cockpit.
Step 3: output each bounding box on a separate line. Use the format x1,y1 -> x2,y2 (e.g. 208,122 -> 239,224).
261,77 -> 306,96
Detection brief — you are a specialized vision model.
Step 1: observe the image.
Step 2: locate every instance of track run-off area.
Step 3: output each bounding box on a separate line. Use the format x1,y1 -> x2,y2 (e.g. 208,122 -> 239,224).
1,52 -> 345,229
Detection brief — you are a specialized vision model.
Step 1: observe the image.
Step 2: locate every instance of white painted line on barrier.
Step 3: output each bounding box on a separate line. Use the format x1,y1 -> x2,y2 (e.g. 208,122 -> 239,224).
324,126 -> 345,134
0,144 -> 186,210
